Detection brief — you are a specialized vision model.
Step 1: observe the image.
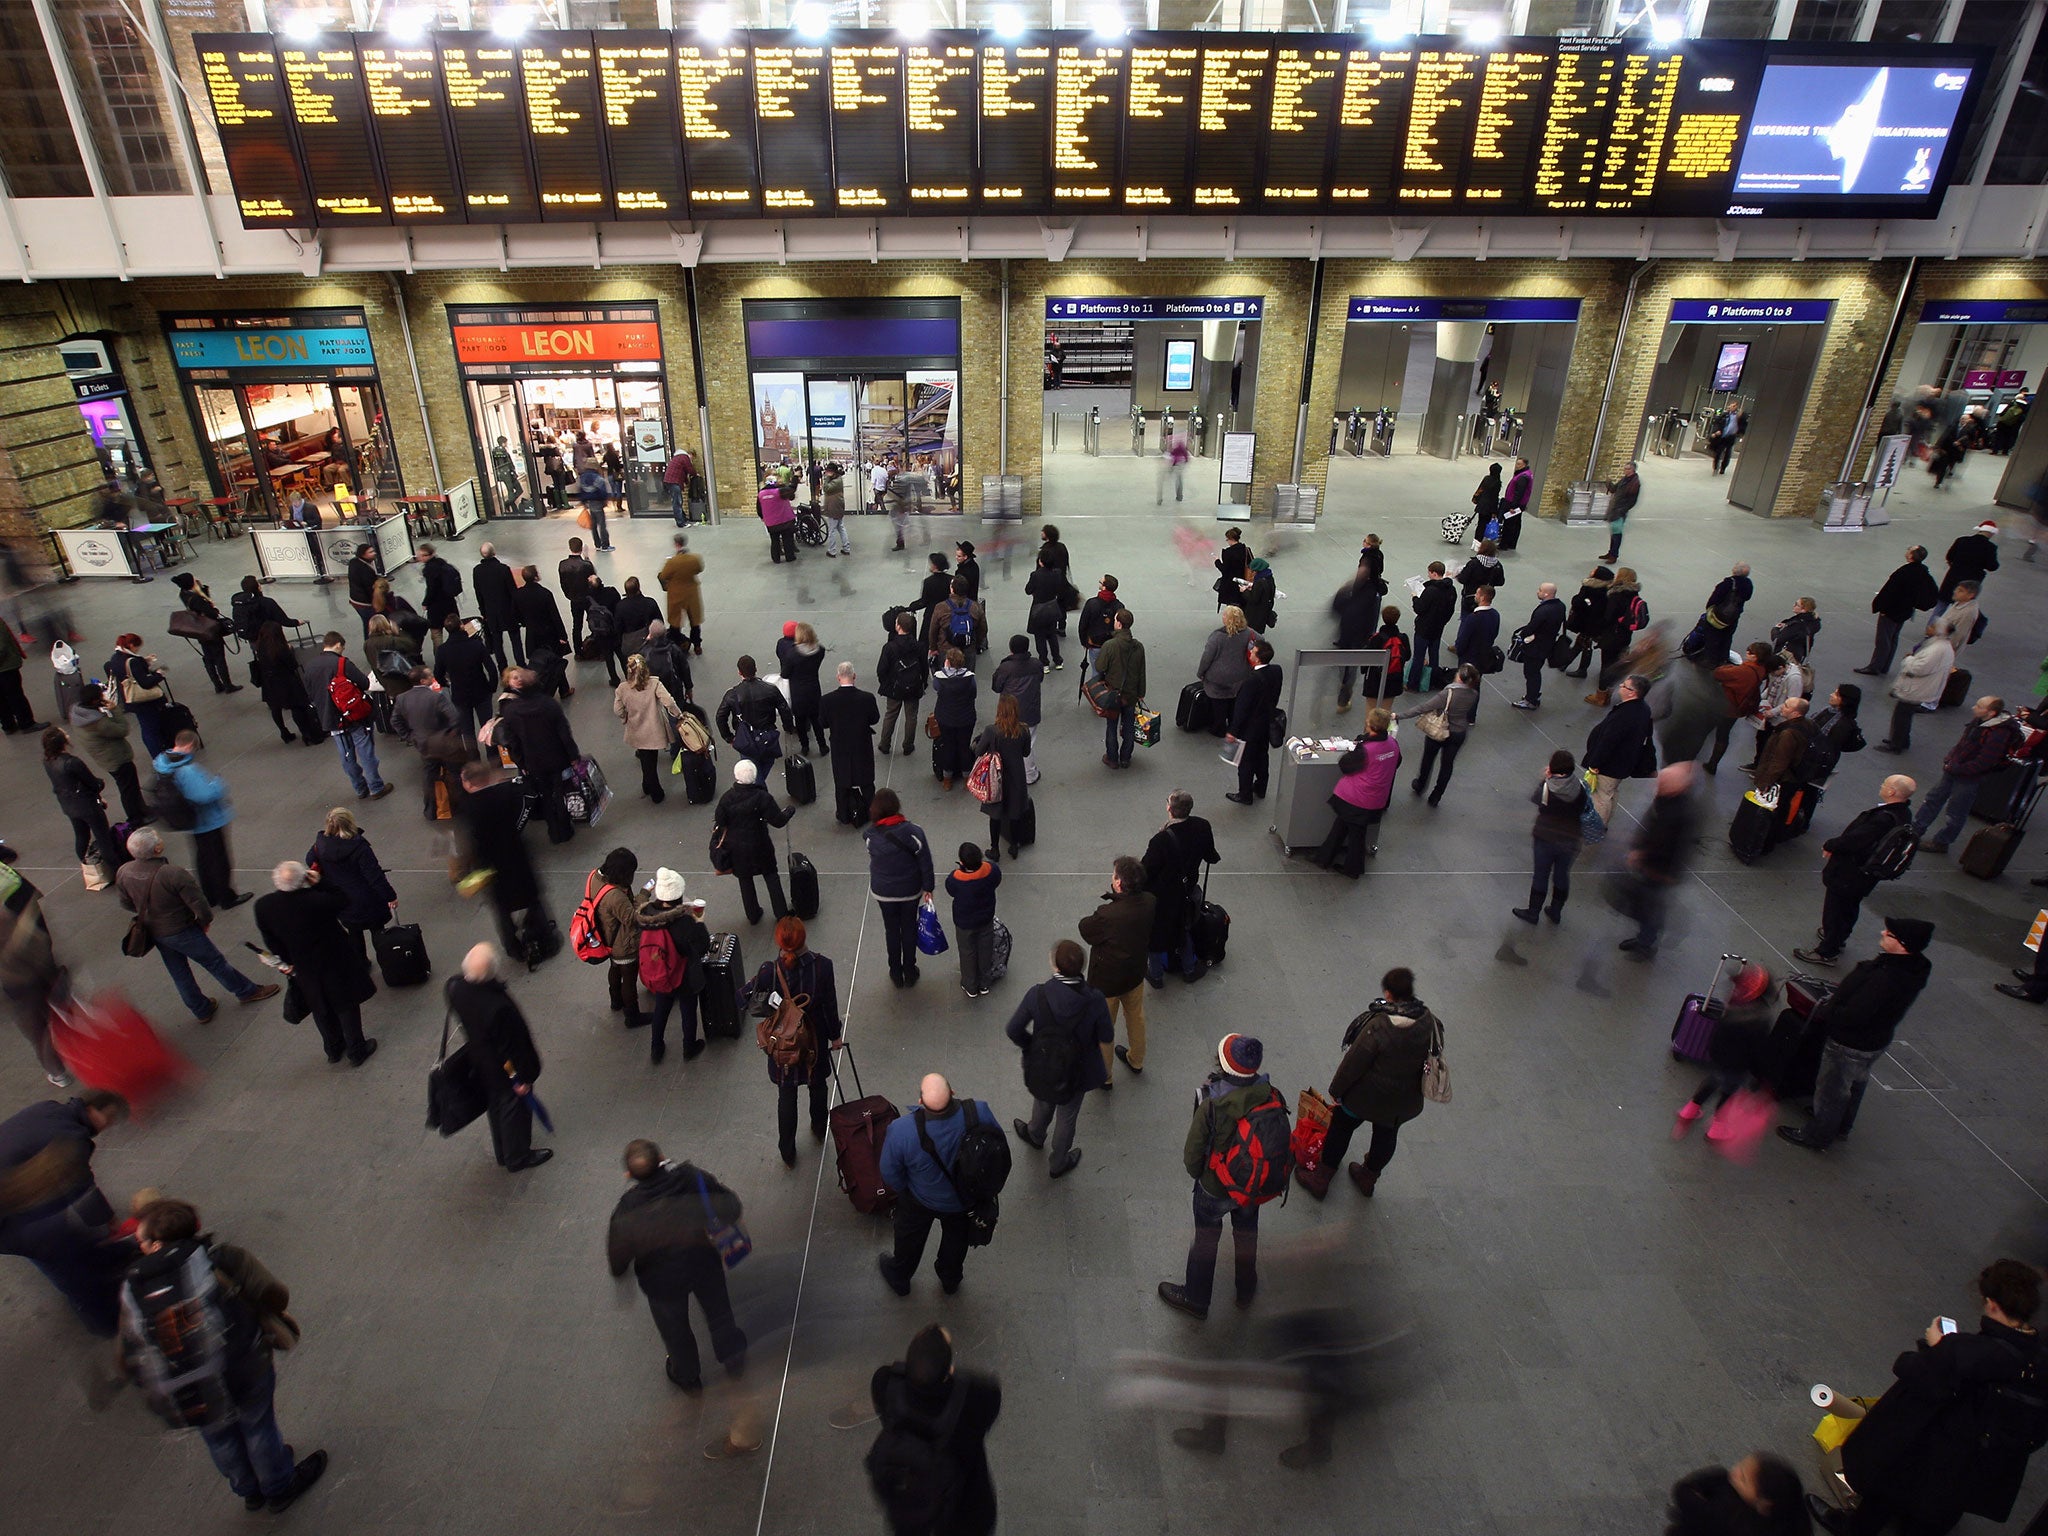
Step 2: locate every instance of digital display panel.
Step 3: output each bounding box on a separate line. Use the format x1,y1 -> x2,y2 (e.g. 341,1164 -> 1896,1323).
204,28 -> 1987,226
1713,341 -> 1749,392
1164,339 -> 1196,390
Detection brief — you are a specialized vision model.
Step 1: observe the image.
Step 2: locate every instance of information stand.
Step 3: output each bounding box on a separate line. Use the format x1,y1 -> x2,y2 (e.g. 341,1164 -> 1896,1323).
1217,431 -> 1255,522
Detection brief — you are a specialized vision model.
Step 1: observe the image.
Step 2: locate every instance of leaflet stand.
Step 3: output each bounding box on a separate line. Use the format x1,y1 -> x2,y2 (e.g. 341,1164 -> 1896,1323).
1270,646 -> 1392,852
1216,432 -> 1255,523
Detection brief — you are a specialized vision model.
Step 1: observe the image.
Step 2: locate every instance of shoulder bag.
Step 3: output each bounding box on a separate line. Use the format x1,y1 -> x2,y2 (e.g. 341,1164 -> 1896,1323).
697,1172 -> 752,1270
1416,697 -> 1452,742
1422,1015 -> 1452,1104
120,869 -> 160,958
425,1007 -> 488,1136
119,659 -> 164,707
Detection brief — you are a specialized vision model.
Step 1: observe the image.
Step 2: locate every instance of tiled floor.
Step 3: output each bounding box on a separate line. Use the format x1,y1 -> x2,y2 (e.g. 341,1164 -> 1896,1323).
5,436 -> 2046,1535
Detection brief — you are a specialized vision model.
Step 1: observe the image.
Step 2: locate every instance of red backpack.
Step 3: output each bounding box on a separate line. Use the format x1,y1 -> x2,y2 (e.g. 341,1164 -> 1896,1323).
328,656 -> 371,725
569,872 -> 614,964
638,922 -> 686,992
1205,1086 -> 1293,1207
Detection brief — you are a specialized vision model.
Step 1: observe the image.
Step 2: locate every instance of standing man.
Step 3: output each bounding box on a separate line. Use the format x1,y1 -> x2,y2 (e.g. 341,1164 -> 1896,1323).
152,729 -> 260,906
118,1198 -> 328,1513
1794,774 -> 1916,969
876,610 -> 929,758
817,661 -> 879,827
657,533 -> 705,656
472,542 -> 522,669
1938,518 -> 2000,603
391,666 -> 462,818
1599,461 -> 1641,564
254,861 -> 377,1067
662,446 -> 694,525
1450,585 -> 1500,705
446,942 -> 552,1171
558,538 -> 596,655
1910,697 -> 2021,856
606,1138 -> 746,1390
1096,608 -> 1146,770
301,633 -> 391,803
1874,629 -> 1955,753
1510,583 -> 1567,711
433,618 -> 499,744
1076,573 -> 1123,678
345,544 -> 379,640
1141,790 -> 1221,985
1223,637 -> 1281,806
0,843 -> 73,1084
0,1088 -> 129,1334
1581,675 -> 1656,824
1856,545 -> 1940,677
1079,857 -> 1156,1083
115,827 -> 279,1023
715,654 -> 797,780
1778,917 -> 1933,1151
513,565 -> 572,696
414,542 -> 462,643
1407,561 -> 1456,690
496,668 -> 582,845
1005,940 -> 1112,1178
1158,1033 -> 1278,1320
876,1073 -> 999,1297
489,434 -> 524,513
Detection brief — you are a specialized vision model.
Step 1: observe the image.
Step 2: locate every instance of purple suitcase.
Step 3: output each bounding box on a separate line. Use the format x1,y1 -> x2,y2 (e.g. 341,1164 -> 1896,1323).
1670,953 -> 1744,1063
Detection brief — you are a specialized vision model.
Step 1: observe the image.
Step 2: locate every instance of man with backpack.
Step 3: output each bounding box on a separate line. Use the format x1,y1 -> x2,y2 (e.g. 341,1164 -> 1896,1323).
605,1138 -> 747,1392
1795,774 -> 1918,968
117,1197 -> 327,1513
927,580 -> 986,669
1005,939 -> 1112,1179
1812,1258 -> 2048,1535
876,1073 -> 1006,1298
1158,1032 -> 1288,1320
877,610 -> 930,758
867,1324 -> 1002,1536
301,632 -> 392,804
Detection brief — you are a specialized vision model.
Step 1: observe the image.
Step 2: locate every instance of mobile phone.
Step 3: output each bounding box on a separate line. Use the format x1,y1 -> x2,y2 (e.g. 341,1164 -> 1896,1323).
1938,1316 -> 1958,1336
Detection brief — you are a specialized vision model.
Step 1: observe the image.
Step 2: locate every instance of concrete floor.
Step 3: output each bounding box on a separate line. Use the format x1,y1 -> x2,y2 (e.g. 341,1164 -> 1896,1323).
5,437 -> 2048,1535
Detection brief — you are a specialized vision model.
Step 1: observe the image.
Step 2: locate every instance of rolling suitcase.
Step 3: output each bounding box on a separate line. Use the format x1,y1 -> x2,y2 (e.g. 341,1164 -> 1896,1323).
1940,667 -> 1973,709
1192,865 -> 1229,966
829,1044 -> 898,1217
1176,681 -> 1211,732
701,931 -> 745,1039
520,912 -> 562,971
680,749 -> 716,804
1765,1008 -> 1830,1102
1016,797 -> 1037,847
372,922 -> 431,986
1960,821 -> 2024,879
1728,793 -> 1780,865
785,753 -> 817,805
562,757 -> 611,826
988,918 -> 1012,982
1785,972 -> 1835,1020
1671,952 -> 1741,1063
788,842 -> 820,920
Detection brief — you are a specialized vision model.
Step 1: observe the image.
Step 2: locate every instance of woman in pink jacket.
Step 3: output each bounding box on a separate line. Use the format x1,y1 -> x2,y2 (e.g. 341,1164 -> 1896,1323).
758,477 -> 798,565
1308,708 -> 1402,877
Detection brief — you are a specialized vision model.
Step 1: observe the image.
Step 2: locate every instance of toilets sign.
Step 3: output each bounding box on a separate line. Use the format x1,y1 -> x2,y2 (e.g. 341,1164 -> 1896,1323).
1044,297 -> 1263,321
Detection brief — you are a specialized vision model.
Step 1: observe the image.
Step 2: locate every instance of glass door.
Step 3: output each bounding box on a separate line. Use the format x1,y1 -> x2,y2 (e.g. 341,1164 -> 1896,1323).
193,384 -> 258,513
858,375 -> 907,509
804,376 -> 859,511
469,380 -> 531,516
335,383 -> 400,500
615,376 -> 668,515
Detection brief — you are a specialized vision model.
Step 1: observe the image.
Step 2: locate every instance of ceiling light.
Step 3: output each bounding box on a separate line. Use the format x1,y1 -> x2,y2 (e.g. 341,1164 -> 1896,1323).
698,4 -> 733,38
1092,5 -> 1125,34
1462,15 -> 1502,44
992,5 -> 1026,39
386,7 -> 430,41
793,1 -> 831,36
896,1 -> 931,33
488,8 -> 530,38
279,12 -> 327,41
1369,18 -> 1410,42
1650,14 -> 1685,43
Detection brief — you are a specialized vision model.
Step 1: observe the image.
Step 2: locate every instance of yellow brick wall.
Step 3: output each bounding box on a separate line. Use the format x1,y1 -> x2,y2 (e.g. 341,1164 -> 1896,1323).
0,285 -> 119,534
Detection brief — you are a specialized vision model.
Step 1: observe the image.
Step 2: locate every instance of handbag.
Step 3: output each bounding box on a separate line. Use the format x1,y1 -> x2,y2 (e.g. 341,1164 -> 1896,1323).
1577,775 -> 1608,845
120,869 -> 159,958
709,824 -> 734,875
915,896 -> 949,956
1422,1016 -> 1452,1104
923,711 -> 942,740
1291,1088 -> 1335,1172
1416,703 -> 1452,742
425,1007 -> 488,1136
697,1172 -> 752,1271
167,610 -> 227,644
280,978 -> 310,1025
119,666 -> 164,706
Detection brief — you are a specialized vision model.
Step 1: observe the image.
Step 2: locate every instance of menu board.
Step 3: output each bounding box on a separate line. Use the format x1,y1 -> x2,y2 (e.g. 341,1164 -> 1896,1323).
830,40 -> 907,212
279,37 -> 388,224
754,35 -> 833,214
597,32 -> 685,219
358,36 -> 462,221
195,34 -> 313,225
204,28 -> 1988,225
905,34 -> 978,208
520,33 -> 608,219
677,41 -> 759,217
439,34 -> 541,221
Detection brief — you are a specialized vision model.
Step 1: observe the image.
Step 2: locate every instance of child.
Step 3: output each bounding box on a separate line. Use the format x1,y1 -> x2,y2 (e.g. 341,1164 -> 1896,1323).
1674,963 -> 1777,1142
943,842 -> 1002,999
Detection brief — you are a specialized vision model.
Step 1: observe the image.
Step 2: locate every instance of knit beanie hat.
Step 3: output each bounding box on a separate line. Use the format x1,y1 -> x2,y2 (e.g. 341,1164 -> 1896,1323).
1218,1033 -> 1264,1076
1884,915 -> 1935,954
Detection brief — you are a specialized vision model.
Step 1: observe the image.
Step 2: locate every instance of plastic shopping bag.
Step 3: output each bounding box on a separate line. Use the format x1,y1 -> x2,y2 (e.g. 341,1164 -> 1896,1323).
915,896 -> 949,956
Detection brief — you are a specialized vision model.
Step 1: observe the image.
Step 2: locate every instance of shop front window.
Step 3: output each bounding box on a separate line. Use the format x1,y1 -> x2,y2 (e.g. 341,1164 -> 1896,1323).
194,385 -> 255,509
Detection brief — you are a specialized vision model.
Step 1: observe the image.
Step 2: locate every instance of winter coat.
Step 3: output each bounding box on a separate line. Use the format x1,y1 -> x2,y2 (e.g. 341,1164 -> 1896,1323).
868,1364 -> 1003,1536
614,593 -> 661,637
612,677 -> 681,751
1942,714 -> 2021,779
1412,576 -> 1457,637
932,668 -> 977,731
1600,584 -> 1646,647
743,950 -> 843,1086
1822,801 -> 1910,893
120,1237 -> 284,1402
306,832 -> 396,929
44,752 -> 104,821
657,550 -> 704,627
944,860 -> 1001,931
1140,816 -> 1219,951
1078,888 -> 1155,997
419,557 -> 462,626
115,855 -> 210,938
513,583 -> 569,652
1663,1467 -> 1788,1536
1566,577 -> 1611,636
1452,605 -> 1500,664
460,778 -> 537,912
1025,566 -> 1065,634
990,653 -> 1044,727
1873,560 -> 1940,623
1584,696 -> 1657,778
1940,531 -> 1999,599
1455,553 -> 1504,604
590,854 -> 639,961
1751,717 -> 1816,794
1077,592 -> 1122,650
472,556 -> 518,627
392,685 -> 458,748
255,884 -> 376,1014
1097,632 -> 1147,705
817,686 -> 878,791
878,632 -> 929,702
1890,636 -> 1956,706
1608,471 -> 1641,520
1329,996 -> 1438,1125
1004,976 -> 1113,1101
497,690 -> 580,777
635,898 -> 710,996
712,783 -> 792,878
863,816 -> 934,900
434,634 -> 499,709
1230,663 -> 1284,742
1712,657 -> 1768,718
1706,573 -> 1753,625
67,703 -> 136,776
1931,595 -> 1980,649
229,589 -> 295,642
1531,772 -> 1587,848
775,638 -> 826,715
447,975 -> 541,1084
1335,737 -> 1401,810
1330,577 -> 1380,648
1822,949 -> 1932,1053
1770,610 -> 1821,664
151,750 -> 232,833
606,1160 -> 742,1278
927,597 -> 987,656
1522,596 -> 1567,654
1197,626 -> 1253,701
1184,1072 -> 1274,1196
970,726 -> 1030,820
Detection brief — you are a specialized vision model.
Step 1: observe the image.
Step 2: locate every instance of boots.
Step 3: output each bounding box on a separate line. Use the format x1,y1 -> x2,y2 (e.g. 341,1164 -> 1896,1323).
1545,900 -> 1565,924
1584,690 -> 1610,707
1347,1161 -> 1379,1197
1294,1162 -> 1334,1200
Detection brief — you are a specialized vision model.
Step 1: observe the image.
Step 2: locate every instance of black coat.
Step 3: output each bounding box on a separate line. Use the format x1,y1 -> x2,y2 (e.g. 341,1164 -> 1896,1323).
1331,577 -> 1380,648
1662,1467 -> 1784,1536
1411,576 -> 1456,638
1583,696 -> 1657,778
420,557 -> 462,625
1523,596 -> 1567,652
1024,566 -> 1065,632
497,690 -> 579,776
346,555 -> 379,608
1940,532 -> 1999,599
717,677 -> 795,742
447,975 -> 541,1083
613,593 -> 660,637
1823,948 -> 1932,1052
513,584 -> 568,652
44,752 -> 104,820
714,782 -> 793,877
1077,594 -> 1121,649
878,633 -> 928,701
817,686 -> 878,791
913,568 -> 953,618
1873,560 -> 1941,622
306,831 -> 396,928
1230,664 -> 1283,742
775,639 -> 827,714
742,949 -> 843,1085
1004,976 -> 1113,1100
954,556 -> 981,600
230,590 -> 294,641
1141,817 -> 1219,950
990,653 -> 1044,727
1566,580 -> 1610,637
460,780 -> 538,912
933,670 -> 977,731
255,885 -> 375,1015
1822,801 -> 1910,892
434,634 -> 499,709
970,726 -> 1029,820
870,1365 -> 1002,1536
472,557 -> 518,626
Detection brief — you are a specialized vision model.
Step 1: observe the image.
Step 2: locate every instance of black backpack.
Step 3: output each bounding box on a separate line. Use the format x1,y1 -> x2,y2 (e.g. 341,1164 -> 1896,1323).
121,1241 -> 235,1429
150,767 -> 198,832
1797,726 -> 1841,784
918,1102 -> 1010,1247
866,1376 -> 969,1531
1978,1341 -> 2048,1458
1021,989 -> 1085,1103
1861,821 -> 1918,882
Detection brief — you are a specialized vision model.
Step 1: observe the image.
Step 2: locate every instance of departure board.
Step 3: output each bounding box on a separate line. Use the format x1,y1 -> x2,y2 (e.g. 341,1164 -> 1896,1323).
677,41 -> 759,217
205,28 -> 1988,225
830,40 -> 906,213
597,32 -> 685,219
1123,37 -> 1198,210
358,36 -> 462,221
1053,40 -> 1125,204
278,37 -> 387,224
904,34 -> 978,208
195,35 -> 313,225
980,39 -> 1051,210
1194,42 -> 1273,208
520,33 -> 608,219
754,36 -> 833,214
439,34 -> 541,221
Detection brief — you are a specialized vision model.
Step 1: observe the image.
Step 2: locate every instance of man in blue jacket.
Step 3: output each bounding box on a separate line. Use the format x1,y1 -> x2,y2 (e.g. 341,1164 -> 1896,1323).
153,730 -> 255,908
1005,940 -> 1112,1178
1450,585 -> 1500,720
877,1073 -> 995,1297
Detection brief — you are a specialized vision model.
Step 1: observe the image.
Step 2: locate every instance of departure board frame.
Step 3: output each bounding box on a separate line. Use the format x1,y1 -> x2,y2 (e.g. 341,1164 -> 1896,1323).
200,28 -> 1988,228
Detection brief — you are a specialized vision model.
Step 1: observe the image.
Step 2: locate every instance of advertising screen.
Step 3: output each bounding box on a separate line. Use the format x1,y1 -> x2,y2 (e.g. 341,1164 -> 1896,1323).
1712,341 -> 1749,393
1731,58 -> 1975,214
1164,339 -> 1196,391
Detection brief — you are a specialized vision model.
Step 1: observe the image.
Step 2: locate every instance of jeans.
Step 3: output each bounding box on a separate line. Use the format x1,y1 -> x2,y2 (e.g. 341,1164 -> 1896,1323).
1603,517 -> 1626,557
1866,614 -> 1904,673
1105,703 -> 1136,765
1913,771 -> 1982,847
643,1252 -> 746,1385
889,1194 -> 972,1287
1107,983 -> 1147,1069
957,922 -> 995,992
0,1189 -> 122,1335
1529,839 -> 1577,912
155,925 -> 262,1017
1148,934 -> 1201,985
824,516 -> 850,554
1183,1183 -> 1258,1310
1413,733 -> 1464,802
667,482 -> 686,522
1026,1095 -> 1082,1163
1407,627 -> 1443,689
879,696 -> 920,754
648,988 -> 698,1052
777,1073 -> 830,1161
584,498 -> 610,549
199,1368 -> 296,1502
333,724 -> 386,796
1320,1107 -> 1401,1173
1806,1040 -> 1882,1146
879,898 -> 919,978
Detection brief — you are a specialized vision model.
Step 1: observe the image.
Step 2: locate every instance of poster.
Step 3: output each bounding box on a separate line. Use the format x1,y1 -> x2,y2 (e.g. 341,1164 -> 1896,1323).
250,529 -> 323,581
1218,431 -> 1255,483
447,478 -> 483,534
54,527 -> 136,580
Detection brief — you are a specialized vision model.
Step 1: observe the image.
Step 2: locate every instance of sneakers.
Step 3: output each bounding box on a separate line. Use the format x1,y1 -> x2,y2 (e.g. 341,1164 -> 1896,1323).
1672,1101 -> 1702,1138
1916,838 -> 1949,855
1791,947 -> 1838,967
1511,699 -> 1538,710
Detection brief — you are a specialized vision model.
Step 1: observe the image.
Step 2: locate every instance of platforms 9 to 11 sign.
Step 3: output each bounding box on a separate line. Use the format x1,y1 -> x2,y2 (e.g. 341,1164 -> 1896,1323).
196,29 -> 1984,229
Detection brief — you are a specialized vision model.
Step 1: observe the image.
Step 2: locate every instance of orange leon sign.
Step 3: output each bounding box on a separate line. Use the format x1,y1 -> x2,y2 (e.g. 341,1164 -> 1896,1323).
452,321 -> 662,364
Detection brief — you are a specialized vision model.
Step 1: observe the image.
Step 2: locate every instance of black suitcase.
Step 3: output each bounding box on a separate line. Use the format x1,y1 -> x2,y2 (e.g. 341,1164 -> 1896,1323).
1940,667 -> 1973,709
680,749 -> 716,804
789,849 -> 820,919
1728,794 -> 1780,865
1176,681 -> 1211,732
1763,1007 -> 1830,1102
785,753 -> 817,805
1960,822 -> 2024,879
1780,783 -> 1822,843
701,931 -> 745,1038
1971,760 -> 2038,824
1191,867 -> 1228,965
373,922 -> 431,986
1016,797 -> 1037,847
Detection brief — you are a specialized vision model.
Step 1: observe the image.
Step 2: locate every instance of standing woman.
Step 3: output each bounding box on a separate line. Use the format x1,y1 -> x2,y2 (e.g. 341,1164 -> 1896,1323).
777,622 -> 829,758
68,682 -> 151,826
971,693 -> 1031,862
1561,566 -> 1613,680
931,647 -> 978,790
1395,663 -> 1481,808
758,475 -> 798,564
105,634 -> 172,759
862,788 -> 935,988
1513,750 -> 1587,925
1240,558 -> 1279,634
307,807 -> 398,960
636,868 -> 711,1065
821,460 -> 850,557
254,622 -> 323,747
1212,527 -> 1250,610
1196,607 -> 1253,736
1808,682 -> 1865,774
611,653 -> 682,805
1308,708 -> 1401,877
1497,456 -> 1533,551
1024,556 -> 1067,669
42,727 -> 123,881
1295,966 -> 1441,1200
170,573 -> 238,695
1039,523 -> 1073,635
743,916 -> 845,1168
1470,463 -> 1503,543
1584,567 -> 1645,708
